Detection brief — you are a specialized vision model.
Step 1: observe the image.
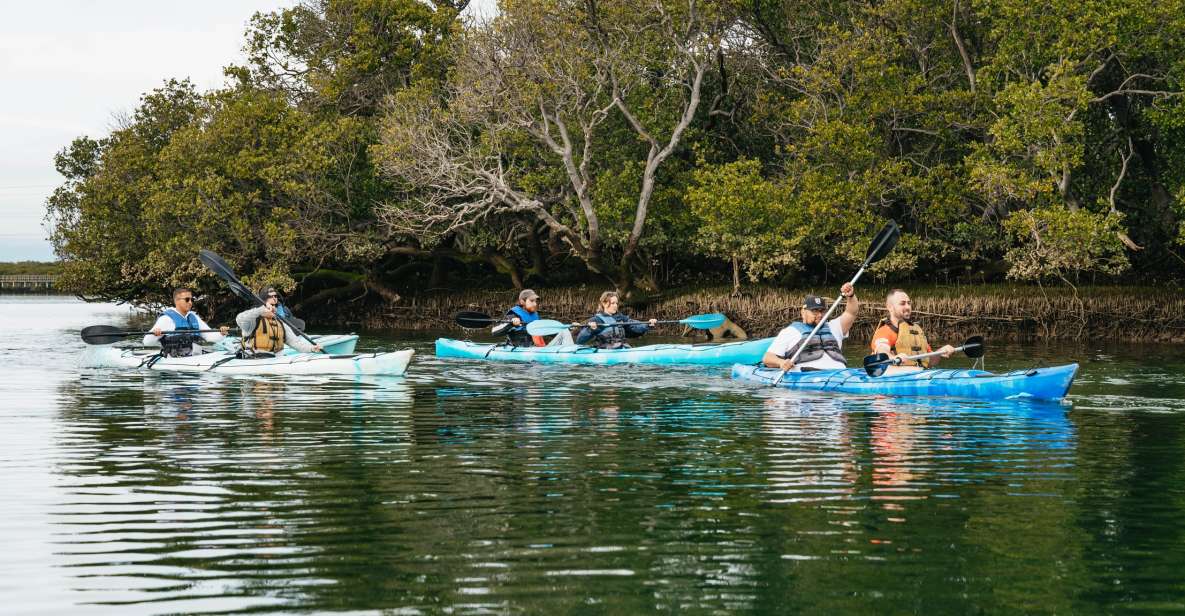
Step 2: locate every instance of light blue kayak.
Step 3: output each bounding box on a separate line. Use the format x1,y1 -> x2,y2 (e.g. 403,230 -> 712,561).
436,337 -> 772,365
215,333 -> 359,356
731,363 -> 1078,400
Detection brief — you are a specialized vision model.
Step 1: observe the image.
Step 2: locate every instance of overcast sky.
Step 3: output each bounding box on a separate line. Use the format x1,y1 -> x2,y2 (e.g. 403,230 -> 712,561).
0,0 -> 495,262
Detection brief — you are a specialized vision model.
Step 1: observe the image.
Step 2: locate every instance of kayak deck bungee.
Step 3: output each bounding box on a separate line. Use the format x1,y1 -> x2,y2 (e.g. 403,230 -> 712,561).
436,337 -> 772,365
214,333 -> 359,356
731,363 -> 1078,400
82,347 -> 413,376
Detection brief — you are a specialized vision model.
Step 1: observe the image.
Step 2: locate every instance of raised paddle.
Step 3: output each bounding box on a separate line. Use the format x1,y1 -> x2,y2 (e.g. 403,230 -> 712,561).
81,324 -> 237,346
862,335 -> 985,377
198,249 -> 320,348
772,220 -> 900,386
525,313 -> 727,337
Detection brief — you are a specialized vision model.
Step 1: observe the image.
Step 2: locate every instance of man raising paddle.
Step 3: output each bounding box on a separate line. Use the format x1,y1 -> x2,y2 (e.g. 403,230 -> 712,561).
763,283 -> 858,372
870,289 -> 955,368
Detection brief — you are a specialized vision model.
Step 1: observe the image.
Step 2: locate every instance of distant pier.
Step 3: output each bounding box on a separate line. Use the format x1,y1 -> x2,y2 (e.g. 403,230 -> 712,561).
0,274 -> 57,292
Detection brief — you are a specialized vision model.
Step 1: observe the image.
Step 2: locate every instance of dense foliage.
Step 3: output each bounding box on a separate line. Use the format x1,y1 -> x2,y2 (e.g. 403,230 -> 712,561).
46,0 -> 1185,306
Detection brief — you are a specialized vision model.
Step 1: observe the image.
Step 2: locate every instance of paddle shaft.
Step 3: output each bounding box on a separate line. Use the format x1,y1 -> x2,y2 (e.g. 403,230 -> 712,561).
88,328 -> 230,338
873,341 -> 981,367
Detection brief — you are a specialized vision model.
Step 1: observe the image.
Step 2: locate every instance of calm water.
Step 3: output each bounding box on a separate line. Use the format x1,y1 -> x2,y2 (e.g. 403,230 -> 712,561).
2,296 -> 1184,614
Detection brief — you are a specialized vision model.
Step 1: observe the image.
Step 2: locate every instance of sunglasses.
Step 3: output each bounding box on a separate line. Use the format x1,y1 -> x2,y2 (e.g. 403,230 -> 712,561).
267,293 -> 280,299
178,296 -> 194,303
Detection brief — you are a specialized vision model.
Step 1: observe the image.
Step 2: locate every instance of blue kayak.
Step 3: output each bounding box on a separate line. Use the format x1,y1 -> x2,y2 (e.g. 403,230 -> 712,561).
436,337 -> 772,365
731,363 -> 1078,400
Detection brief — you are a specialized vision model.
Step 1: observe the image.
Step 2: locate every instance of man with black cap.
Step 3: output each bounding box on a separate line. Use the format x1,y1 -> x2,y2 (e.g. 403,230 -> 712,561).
493,289 -> 549,347
235,286 -> 322,355
762,282 -> 858,371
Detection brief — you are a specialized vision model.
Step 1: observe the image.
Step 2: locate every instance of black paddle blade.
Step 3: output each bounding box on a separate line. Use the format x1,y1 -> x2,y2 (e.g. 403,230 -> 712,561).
864,220 -> 900,265
863,352 -> 891,377
455,311 -> 494,329
199,249 -> 264,305
963,335 -> 986,358
80,325 -> 128,345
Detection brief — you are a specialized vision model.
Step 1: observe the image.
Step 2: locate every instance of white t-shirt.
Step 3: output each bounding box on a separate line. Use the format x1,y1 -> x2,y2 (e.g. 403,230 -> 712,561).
766,319 -> 848,371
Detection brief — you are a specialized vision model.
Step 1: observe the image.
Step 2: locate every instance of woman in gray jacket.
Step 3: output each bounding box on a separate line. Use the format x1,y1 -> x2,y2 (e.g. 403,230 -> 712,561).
235,287 -> 322,355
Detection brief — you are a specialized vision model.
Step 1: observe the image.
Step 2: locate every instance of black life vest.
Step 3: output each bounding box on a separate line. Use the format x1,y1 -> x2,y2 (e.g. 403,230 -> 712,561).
587,313 -> 643,350
779,321 -> 845,364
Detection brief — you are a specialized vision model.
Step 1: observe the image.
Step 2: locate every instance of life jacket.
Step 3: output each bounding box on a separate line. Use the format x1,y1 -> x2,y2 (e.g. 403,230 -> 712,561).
247,314 -> 286,353
159,308 -> 200,357
506,305 -> 545,347
885,319 -> 932,368
586,313 -> 641,350
779,321 -> 845,364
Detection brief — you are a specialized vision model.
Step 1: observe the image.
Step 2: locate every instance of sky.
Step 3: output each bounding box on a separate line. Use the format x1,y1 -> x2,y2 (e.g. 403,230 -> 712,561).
0,0 -> 496,262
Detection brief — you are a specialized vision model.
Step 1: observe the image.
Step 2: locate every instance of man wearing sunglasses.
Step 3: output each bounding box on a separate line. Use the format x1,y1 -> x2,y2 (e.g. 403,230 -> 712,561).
762,282 -> 859,372
143,287 -> 230,357
235,286 -> 321,355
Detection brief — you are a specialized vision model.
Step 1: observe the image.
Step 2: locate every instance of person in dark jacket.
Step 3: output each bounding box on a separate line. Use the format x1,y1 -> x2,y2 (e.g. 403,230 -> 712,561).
575,291 -> 657,350
492,289 -> 545,347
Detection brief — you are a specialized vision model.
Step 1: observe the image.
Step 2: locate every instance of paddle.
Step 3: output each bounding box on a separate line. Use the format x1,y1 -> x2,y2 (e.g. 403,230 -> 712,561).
773,220 -> 900,386
81,324 -> 236,346
862,335 -> 985,377
197,249 -> 320,348
525,313 -> 727,337
454,311 -> 510,329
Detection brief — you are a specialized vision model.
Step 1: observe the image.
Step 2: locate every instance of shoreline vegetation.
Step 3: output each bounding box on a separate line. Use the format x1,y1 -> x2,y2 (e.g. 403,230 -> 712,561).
39,1 -> 1185,325
348,284 -> 1185,343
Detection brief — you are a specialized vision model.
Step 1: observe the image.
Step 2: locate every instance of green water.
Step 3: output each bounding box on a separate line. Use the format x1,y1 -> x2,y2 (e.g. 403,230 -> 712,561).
2,296 -> 1184,614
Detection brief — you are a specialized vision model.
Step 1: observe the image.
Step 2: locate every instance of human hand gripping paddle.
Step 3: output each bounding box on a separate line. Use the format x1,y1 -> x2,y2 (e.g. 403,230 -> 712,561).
772,220 -> 900,386
861,336 -> 985,377
197,249 -> 321,350
524,313 -> 727,337
80,325 -> 237,345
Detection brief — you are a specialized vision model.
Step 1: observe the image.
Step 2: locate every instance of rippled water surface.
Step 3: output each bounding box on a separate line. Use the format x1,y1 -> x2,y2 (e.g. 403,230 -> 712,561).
3,296 -> 1185,614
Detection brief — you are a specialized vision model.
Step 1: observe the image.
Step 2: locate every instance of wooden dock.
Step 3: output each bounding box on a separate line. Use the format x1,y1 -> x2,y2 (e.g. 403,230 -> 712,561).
0,274 -> 57,292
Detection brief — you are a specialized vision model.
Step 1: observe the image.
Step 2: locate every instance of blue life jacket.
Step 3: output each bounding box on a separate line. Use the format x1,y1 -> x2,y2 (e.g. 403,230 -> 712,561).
160,308 -> 201,357
780,321 -> 845,364
276,305 -> 291,319
504,305 -> 540,347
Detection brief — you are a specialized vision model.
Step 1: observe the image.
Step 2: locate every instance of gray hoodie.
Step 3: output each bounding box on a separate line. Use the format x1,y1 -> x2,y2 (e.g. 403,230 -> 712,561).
235,306 -> 318,354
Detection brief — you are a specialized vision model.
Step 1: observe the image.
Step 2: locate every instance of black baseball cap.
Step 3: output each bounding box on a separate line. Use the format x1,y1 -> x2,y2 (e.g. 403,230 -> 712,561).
803,295 -> 826,311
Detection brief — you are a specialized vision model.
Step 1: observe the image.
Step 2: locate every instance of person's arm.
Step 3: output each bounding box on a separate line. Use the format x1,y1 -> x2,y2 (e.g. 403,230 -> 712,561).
835,282 -> 858,334
762,329 -> 798,370
871,324 -> 894,356
625,316 -> 649,337
927,344 -> 957,366
194,315 -> 225,342
142,315 -> 173,346
575,322 -> 596,345
235,307 -> 265,336
282,323 -> 320,353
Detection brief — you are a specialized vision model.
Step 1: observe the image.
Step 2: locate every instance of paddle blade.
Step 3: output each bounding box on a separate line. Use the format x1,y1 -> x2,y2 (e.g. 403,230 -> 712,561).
526,319 -> 570,337
679,313 -> 727,329
286,316 -> 306,331
864,220 -> 900,265
863,352 -> 891,377
81,325 -> 129,345
456,311 -> 495,329
962,335 -> 986,358
199,249 -> 264,305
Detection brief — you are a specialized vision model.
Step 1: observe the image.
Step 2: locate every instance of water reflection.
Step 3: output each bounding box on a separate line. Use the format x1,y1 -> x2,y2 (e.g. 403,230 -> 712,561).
9,298 -> 1185,612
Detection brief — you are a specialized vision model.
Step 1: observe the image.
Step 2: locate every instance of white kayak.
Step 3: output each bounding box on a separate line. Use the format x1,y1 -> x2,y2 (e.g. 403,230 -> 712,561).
82,347 -> 413,376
